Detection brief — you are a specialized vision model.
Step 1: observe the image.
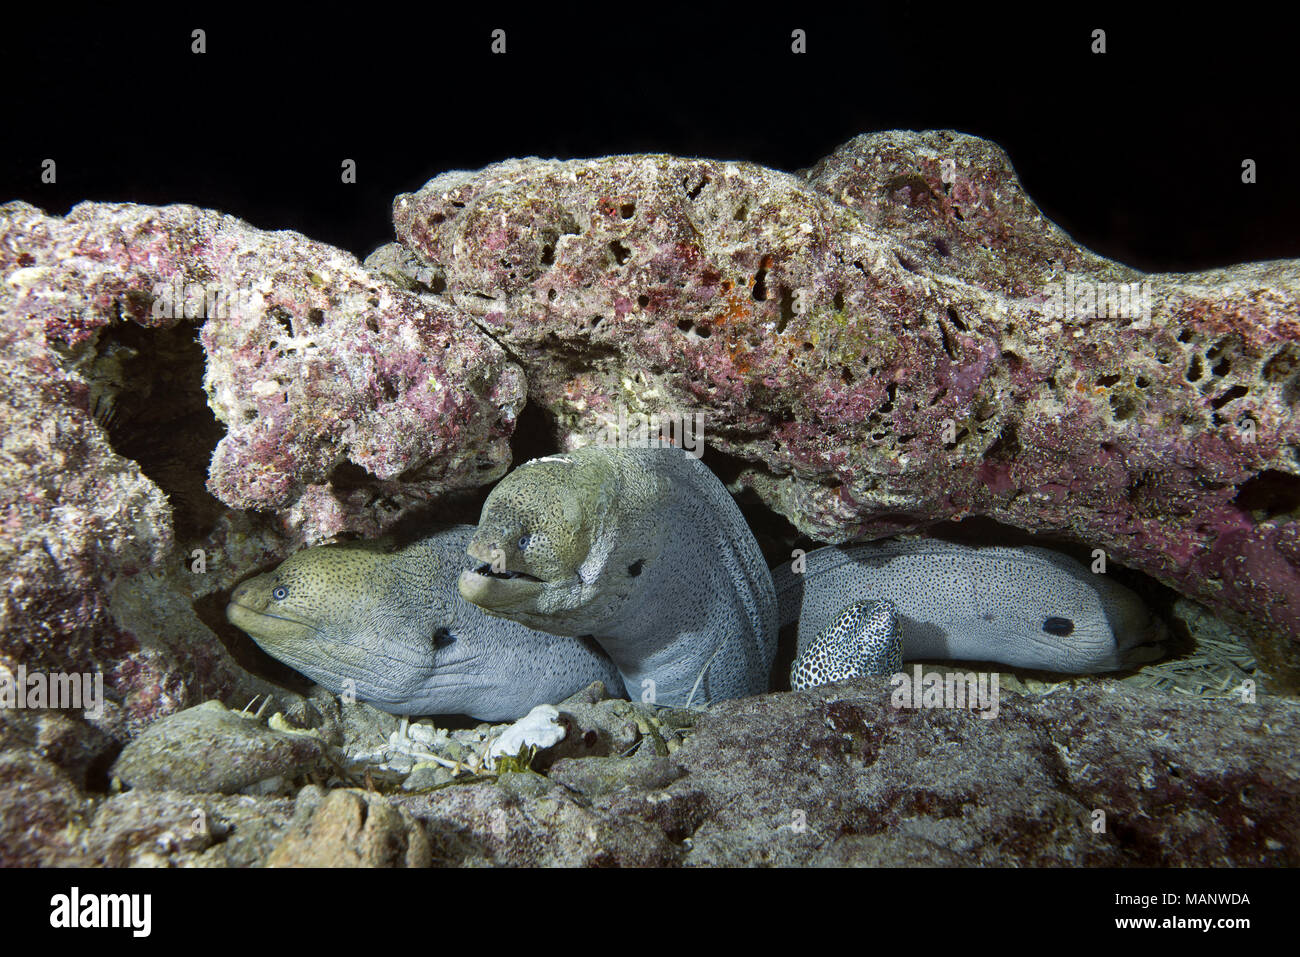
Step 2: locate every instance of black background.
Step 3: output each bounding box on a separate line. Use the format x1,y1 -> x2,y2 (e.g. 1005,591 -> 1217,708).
2,7 -> 1297,271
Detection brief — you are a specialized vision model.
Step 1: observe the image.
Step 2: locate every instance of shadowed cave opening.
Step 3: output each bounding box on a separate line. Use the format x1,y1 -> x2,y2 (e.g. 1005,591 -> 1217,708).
81,321 -> 228,543
1234,469 -> 1300,522
63,319 -> 325,700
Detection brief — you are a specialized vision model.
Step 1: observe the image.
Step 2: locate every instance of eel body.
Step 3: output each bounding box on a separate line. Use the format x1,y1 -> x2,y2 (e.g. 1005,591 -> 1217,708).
778,540 -> 1167,679
226,525 -> 622,721
457,444 -> 779,706
789,599 -> 903,689
229,458 -> 1167,719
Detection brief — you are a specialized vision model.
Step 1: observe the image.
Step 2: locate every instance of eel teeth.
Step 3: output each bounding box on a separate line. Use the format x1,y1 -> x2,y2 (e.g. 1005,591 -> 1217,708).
473,563 -> 542,582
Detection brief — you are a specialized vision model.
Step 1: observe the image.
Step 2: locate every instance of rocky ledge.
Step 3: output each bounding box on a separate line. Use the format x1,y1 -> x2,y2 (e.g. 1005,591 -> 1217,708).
2,678 -> 1295,866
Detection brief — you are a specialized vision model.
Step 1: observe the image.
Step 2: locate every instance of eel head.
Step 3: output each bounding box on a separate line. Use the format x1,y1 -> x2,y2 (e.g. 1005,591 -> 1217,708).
458,451 -> 616,633
226,541 -> 440,707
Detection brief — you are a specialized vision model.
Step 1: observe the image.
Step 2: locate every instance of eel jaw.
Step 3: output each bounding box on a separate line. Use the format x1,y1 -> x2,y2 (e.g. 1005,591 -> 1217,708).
1116,611 -> 1169,668
457,566 -> 544,611
224,600 -> 316,646
458,538 -> 546,611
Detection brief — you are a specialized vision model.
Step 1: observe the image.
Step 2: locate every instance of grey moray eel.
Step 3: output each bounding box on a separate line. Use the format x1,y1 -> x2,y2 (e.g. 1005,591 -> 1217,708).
778,541 -> 1167,690
225,525 -> 622,721
457,444 -> 779,706
227,447 -> 1167,719
462,445 -> 1167,705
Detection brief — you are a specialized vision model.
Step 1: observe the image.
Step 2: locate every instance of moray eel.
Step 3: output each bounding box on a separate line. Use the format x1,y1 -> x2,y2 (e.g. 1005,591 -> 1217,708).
778,540 -> 1167,682
225,525 -> 622,722
457,444 -> 778,706
790,599 -> 904,689
229,459 -> 1166,719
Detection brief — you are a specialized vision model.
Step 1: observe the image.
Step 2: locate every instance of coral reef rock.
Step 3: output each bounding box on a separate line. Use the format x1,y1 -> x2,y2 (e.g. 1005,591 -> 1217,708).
110,700 -> 328,795
0,200 -> 524,731
385,678 -> 1299,867
266,786 -> 431,868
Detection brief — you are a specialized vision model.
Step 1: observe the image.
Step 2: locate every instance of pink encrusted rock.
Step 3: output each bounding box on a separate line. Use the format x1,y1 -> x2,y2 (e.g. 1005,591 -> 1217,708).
199,227 -> 524,515
391,131 -> 1300,688
0,200 -> 524,726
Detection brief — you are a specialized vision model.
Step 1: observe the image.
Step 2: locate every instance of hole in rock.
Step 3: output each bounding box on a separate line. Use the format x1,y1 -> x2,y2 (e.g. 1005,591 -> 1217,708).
685,174 -> 709,200
1210,385 -> 1249,410
879,382 -> 897,414
608,240 -> 631,266
777,286 -> 797,333
983,421 -> 1021,461
328,461 -> 371,489
936,319 -> 958,361
1110,390 -> 1138,421
269,307 -> 294,337
1235,469 -> 1300,521
1262,345 -> 1300,382
85,322 -> 227,542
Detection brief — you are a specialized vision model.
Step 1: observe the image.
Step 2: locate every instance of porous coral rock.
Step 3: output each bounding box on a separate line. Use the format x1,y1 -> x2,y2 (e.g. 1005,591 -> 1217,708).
109,700 -> 327,795
0,200 -> 525,730
266,787 -> 431,867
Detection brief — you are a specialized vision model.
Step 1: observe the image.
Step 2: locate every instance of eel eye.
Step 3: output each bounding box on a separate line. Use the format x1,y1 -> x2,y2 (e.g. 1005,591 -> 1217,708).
272,585 -> 289,601
518,534 -> 531,551
433,627 -> 456,649
1043,616 -> 1074,637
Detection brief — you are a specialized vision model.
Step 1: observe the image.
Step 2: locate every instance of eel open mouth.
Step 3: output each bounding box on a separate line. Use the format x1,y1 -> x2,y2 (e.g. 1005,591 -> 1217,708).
471,563 -> 542,583
457,565 -> 545,610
